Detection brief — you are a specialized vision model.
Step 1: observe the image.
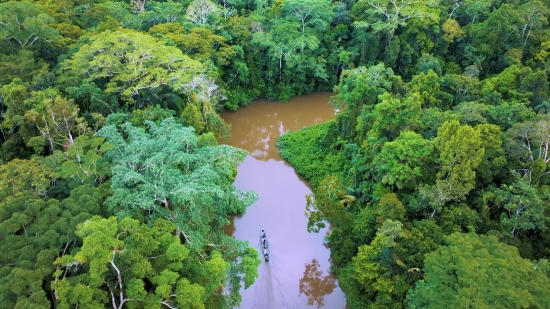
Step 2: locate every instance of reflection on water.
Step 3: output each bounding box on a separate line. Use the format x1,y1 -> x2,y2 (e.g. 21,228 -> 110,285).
299,259 -> 337,308
223,213 -> 241,236
221,92 -> 347,309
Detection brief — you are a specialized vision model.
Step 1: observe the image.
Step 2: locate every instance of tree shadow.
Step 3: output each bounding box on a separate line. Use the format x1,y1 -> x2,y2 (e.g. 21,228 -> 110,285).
299,259 -> 337,308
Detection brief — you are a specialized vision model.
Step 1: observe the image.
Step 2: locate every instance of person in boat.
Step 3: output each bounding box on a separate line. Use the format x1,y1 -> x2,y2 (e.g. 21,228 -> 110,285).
264,252 -> 269,261
261,230 -> 266,238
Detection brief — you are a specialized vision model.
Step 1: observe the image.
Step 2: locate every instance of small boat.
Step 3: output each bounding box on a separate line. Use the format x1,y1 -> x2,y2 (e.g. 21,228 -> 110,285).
261,229 -> 269,262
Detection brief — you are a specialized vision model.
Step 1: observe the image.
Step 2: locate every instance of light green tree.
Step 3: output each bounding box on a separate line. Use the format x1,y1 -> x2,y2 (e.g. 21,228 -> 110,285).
24,88 -> 86,151
374,131 -> 434,190
420,120 -> 484,217
182,103 -> 206,134
368,92 -> 423,140
353,220 -> 409,308
60,135 -> 113,188
0,2 -> 59,50
185,0 -> 219,25
52,216 -> 207,309
353,0 -> 438,38
280,0 -> 333,35
57,30 -> 209,104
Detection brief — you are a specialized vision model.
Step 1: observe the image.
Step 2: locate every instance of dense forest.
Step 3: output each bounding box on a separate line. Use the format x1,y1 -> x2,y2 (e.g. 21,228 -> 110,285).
276,0 -> 550,308
1,0 -> 550,308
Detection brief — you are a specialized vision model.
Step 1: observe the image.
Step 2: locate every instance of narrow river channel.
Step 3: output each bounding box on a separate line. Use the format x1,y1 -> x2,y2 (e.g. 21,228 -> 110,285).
221,92 -> 347,309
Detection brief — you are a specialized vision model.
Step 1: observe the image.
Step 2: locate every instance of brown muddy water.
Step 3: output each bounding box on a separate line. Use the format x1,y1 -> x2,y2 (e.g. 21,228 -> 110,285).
221,92 -> 347,309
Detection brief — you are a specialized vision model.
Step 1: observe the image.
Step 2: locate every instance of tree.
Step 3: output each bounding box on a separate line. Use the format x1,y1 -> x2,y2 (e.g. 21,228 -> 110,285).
353,220 -> 409,308
483,177 -> 547,236
52,216 -> 209,309
353,0 -> 438,38
182,103 -> 206,134
0,78 -> 31,130
415,54 -> 442,76
474,124 -> 507,186
130,0 -> 147,14
280,0 -> 333,35
96,118 -> 260,304
57,30 -> 208,104
185,0 -> 219,25
420,120 -> 484,216
505,114 -> 550,185
24,88 -> 86,151
407,233 -> 550,309
0,50 -> 49,85
252,21 -> 326,85
305,174 -> 351,233
516,0 -> 549,49
368,92 -> 423,140
408,70 -> 451,109
0,2 -> 59,50
441,18 -> 465,42
0,158 -> 51,201
60,135 -> 113,188
467,4 -> 520,67
374,131 -> 434,190
330,63 -> 398,139
146,1 -> 187,24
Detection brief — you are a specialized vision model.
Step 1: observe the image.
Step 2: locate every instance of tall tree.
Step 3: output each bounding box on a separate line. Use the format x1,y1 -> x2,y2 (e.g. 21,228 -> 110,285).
330,63 -> 399,139
24,88 -> 85,151
57,30 -> 210,106
0,2 -> 59,50
374,131 -> 434,190
52,216 -> 209,309
280,0 -> 333,35
185,0 -> 220,25
96,118 -> 260,305
420,120 -> 484,216
353,0 -> 438,39
505,114 -> 550,185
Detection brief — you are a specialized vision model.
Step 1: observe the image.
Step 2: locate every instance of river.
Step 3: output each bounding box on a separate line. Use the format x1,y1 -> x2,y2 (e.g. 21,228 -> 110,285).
221,92 -> 347,309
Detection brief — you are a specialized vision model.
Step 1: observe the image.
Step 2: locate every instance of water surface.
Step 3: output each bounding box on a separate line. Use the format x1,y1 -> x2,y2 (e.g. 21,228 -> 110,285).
221,92 -> 347,309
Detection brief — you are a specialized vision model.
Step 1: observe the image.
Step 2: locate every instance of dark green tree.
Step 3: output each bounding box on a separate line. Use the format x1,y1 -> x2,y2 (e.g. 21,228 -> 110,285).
408,233 -> 550,309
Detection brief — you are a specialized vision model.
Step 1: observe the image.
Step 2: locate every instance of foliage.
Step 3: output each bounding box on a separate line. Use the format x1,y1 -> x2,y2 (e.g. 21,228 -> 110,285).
3,0 -> 550,308
96,118 -> 260,306
57,30 -> 208,105
52,216 -> 207,309
0,185 -> 107,309
277,121 -> 343,187
407,233 -> 550,309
